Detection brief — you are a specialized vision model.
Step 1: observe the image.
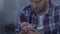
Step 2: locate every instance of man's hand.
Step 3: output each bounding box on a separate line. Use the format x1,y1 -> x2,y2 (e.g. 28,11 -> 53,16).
20,22 -> 33,32
19,28 -> 40,34
20,22 -> 32,29
19,22 -> 40,34
27,28 -> 40,34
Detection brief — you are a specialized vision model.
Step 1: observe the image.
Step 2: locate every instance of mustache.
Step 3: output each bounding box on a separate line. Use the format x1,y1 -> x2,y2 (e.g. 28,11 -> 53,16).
40,6 -> 46,12
39,8 -> 44,12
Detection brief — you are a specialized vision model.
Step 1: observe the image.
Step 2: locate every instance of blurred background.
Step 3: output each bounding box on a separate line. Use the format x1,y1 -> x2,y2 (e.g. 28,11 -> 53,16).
0,0 -> 60,34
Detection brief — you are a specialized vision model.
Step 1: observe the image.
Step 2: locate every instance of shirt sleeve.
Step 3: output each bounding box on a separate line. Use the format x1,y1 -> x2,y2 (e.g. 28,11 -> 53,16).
15,8 -> 29,33
15,10 -> 21,33
57,6 -> 60,27
55,6 -> 60,34
58,6 -> 60,33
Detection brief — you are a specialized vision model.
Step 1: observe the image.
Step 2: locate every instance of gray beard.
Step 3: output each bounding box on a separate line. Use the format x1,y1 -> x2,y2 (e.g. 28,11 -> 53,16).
37,7 -> 46,15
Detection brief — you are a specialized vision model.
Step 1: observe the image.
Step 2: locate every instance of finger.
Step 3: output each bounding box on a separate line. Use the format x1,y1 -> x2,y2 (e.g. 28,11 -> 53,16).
20,23 -> 28,29
20,22 -> 26,27
27,31 -> 33,34
28,28 -> 37,32
22,26 -> 33,32
28,30 -> 40,34
21,23 -> 32,29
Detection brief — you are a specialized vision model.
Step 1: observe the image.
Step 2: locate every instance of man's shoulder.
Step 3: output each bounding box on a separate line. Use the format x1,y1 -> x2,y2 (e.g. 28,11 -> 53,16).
22,5 -> 31,11
49,4 -> 60,10
20,5 -> 32,16
54,5 -> 60,17
54,5 -> 60,10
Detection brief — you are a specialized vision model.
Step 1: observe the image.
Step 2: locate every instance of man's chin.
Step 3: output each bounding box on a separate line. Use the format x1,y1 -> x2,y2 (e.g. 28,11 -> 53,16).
34,10 -> 39,12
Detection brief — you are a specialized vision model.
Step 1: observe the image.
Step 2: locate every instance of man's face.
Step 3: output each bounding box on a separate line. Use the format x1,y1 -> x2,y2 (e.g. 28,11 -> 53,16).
30,0 -> 49,12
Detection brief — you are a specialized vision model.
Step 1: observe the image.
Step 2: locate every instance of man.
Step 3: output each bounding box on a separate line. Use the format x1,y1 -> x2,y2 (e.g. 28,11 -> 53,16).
16,0 -> 60,34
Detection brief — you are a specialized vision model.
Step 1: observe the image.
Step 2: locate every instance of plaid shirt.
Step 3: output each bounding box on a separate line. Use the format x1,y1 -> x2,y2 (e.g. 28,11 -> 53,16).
16,4 -> 60,34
